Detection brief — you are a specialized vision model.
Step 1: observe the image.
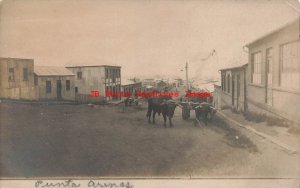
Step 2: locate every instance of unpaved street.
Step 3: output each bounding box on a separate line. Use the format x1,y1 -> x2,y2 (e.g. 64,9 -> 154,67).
0,102 -> 299,178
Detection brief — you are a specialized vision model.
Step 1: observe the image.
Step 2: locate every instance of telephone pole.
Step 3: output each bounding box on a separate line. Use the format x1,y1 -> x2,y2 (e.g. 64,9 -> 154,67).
186,61 -> 189,90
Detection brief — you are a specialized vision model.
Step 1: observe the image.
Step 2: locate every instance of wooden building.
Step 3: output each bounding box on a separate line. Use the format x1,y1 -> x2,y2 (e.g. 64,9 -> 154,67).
34,66 -> 75,101
66,65 -> 121,102
244,17 -> 300,123
0,57 -> 36,100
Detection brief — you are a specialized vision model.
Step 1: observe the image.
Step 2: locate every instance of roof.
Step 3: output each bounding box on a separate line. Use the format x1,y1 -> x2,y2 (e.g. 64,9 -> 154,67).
244,17 -> 299,47
143,78 -> 155,81
122,79 -> 142,86
34,66 -> 75,76
219,64 -> 248,72
0,57 -> 34,61
65,65 -> 121,68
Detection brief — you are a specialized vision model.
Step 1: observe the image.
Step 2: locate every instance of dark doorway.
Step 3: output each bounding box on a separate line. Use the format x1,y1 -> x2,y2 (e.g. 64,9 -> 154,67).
232,75 -> 235,106
57,80 -> 62,99
237,74 -> 240,109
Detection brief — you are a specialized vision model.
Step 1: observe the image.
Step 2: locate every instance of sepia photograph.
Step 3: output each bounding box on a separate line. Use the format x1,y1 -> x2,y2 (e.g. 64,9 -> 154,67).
0,0 -> 299,187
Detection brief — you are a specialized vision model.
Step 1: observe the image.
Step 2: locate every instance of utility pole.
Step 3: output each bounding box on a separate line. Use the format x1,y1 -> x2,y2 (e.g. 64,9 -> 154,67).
186,61 -> 189,90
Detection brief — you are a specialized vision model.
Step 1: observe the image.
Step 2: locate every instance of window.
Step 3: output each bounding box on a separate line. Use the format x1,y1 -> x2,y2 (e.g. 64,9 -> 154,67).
77,71 -> 82,79
227,74 -> 230,93
75,87 -> 78,93
222,74 -> 226,92
23,68 -> 28,81
105,69 -> 108,79
66,80 -> 70,91
251,52 -> 262,84
237,74 -> 240,98
279,40 -> 300,90
266,48 -> 273,86
46,81 -> 51,93
34,75 -> 38,86
8,68 -> 15,81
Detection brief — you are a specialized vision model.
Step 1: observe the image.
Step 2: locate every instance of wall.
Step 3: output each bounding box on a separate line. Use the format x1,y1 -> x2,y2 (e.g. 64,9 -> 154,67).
36,76 -> 75,101
122,83 -> 142,96
0,58 -> 37,100
218,67 -> 246,112
247,19 -> 300,123
232,68 -> 246,112
66,66 -> 105,96
66,66 -> 121,101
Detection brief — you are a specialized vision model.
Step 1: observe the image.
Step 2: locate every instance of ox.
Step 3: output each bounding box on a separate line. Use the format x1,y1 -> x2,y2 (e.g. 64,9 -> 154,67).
146,96 -> 177,127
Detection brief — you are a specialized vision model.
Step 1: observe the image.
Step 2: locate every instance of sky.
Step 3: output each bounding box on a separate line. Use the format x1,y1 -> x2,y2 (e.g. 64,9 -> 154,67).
0,0 -> 299,81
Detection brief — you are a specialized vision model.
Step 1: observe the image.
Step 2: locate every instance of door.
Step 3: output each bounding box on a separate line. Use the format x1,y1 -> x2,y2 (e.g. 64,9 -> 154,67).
266,48 -> 273,106
57,80 -> 62,99
232,75 -> 235,106
237,74 -> 240,109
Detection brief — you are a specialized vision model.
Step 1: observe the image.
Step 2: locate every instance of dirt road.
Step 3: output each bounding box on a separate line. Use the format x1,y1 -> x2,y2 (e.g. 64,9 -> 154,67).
0,102 -> 299,178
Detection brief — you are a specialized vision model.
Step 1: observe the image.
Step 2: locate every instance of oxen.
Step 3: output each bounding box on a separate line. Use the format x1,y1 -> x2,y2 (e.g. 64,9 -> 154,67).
146,96 -> 177,127
194,102 -> 216,125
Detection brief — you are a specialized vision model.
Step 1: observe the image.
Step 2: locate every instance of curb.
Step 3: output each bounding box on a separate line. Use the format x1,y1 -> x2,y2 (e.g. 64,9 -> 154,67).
217,111 -> 298,154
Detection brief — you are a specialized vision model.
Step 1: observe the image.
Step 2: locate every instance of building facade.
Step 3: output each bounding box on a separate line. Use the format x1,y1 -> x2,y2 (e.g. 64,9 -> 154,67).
245,18 -> 300,123
216,64 -> 248,112
121,81 -> 142,97
0,58 -> 36,100
34,66 -> 75,101
66,65 -> 121,101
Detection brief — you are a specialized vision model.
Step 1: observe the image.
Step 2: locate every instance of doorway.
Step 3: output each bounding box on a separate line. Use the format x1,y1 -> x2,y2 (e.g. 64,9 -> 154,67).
266,48 -> 273,106
232,75 -> 235,106
57,80 -> 62,99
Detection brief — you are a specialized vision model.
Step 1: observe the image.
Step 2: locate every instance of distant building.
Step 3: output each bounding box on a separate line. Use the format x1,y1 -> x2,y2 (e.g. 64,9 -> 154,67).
66,65 -> 121,101
142,78 -> 156,87
216,64 -> 248,112
0,57 -> 36,100
34,66 -> 75,101
156,80 -> 168,91
121,80 -> 142,97
244,17 -> 300,123
170,78 -> 183,90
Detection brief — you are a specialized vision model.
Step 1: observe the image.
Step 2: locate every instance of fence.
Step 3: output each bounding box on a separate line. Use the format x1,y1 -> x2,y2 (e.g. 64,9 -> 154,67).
75,94 -> 106,104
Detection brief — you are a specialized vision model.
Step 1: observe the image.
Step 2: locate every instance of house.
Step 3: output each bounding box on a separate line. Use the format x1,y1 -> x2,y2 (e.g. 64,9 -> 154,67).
65,65 -> 121,101
217,64 -> 248,112
0,58 -> 77,101
244,17 -> 300,123
121,79 -> 142,97
34,66 -> 75,101
0,57 -> 36,100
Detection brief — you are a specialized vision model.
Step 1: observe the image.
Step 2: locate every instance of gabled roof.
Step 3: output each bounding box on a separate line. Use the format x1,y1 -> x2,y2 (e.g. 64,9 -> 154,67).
65,65 -> 121,68
0,57 -> 34,61
34,66 -> 75,76
244,17 -> 300,47
122,79 -> 142,86
219,64 -> 248,72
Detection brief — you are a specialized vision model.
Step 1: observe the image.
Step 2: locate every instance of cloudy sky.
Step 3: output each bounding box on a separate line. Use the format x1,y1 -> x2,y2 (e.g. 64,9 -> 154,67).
0,0 -> 299,80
